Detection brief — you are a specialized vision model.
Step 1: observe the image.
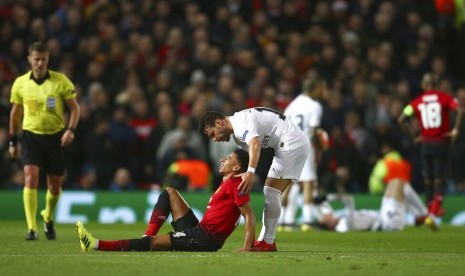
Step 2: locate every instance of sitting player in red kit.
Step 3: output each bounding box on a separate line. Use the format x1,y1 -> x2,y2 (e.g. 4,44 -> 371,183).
77,149 -> 256,252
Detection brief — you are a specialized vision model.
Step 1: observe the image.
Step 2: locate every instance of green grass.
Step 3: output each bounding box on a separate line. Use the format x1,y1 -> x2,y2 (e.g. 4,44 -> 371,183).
1,221 -> 465,276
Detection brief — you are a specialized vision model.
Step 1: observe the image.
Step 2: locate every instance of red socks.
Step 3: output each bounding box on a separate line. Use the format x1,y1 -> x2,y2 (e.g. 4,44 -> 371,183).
144,210 -> 167,236
98,240 -> 131,251
428,194 -> 444,216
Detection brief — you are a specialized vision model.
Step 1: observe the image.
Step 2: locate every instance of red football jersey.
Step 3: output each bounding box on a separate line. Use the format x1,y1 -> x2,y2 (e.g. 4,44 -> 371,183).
200,176 -> 250,242
409,90 -> 459,142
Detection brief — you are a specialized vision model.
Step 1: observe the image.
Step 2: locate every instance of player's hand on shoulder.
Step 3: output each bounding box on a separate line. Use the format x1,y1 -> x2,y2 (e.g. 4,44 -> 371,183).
238,172 -> 254,194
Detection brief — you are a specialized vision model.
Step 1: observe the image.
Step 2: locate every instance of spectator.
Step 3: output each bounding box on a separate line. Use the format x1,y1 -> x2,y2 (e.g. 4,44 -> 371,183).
156,115 -> 207,181
107,106 -> 137,177
109,167 -> 136,192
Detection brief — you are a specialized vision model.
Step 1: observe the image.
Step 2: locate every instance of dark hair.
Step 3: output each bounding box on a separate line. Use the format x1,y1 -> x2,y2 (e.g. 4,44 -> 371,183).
29,41 -> 48,55
302,75 -> 324,94
197,110 -> 225,133
422,73 -> 439,89
233,148 -> 249,173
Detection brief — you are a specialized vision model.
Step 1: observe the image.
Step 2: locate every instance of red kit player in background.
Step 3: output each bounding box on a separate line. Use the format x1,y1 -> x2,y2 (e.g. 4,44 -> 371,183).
398,73 -> 463,217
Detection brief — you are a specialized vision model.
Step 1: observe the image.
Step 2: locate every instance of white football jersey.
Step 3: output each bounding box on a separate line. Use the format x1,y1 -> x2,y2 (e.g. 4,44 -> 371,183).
324,194 -> 381,232
229,107 -> 305,151
335,210 -> 381,232
284,94 -> 323,138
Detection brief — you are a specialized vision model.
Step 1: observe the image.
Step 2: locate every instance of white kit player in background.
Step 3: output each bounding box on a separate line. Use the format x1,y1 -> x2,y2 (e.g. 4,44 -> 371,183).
279,75 -> 327,232
199,107 -> 310,251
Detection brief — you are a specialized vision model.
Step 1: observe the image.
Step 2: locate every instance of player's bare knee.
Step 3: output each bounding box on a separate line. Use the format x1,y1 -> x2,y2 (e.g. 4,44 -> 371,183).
166,187 -> 180,197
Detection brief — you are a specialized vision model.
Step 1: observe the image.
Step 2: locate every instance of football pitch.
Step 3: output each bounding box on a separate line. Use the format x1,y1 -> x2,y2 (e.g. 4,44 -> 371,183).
1,221 -> 464,276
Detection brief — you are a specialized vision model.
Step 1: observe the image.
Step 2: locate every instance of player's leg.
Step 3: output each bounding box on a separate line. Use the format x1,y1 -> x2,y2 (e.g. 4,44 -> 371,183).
254,137 -> 309,251
40,174 -> 62,240
281,181 -> 300,231
41,133 -> 66,240
380,181 -> 406,231
383,179 -> 404,200
301,180 -> 315,231
77,221 -> 154,251
21,131 -> 42,240
278,184 -> 289,232
401,181 -> 429,225
254,178 -> 288,251
429,145 -> 448,216
23,164 -> 40,240
77,198 -> 196,252
145,187 -> 190,236
299,151 -> 316,231
420,145 -> 434,202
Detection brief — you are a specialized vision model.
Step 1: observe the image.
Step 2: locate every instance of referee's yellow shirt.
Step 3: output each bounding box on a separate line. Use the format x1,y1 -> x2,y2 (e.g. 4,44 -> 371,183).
10,70 -> 76,135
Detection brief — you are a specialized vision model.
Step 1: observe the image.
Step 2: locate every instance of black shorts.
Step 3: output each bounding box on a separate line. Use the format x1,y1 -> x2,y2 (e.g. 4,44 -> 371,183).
169,209 -> 223,252
21,130 -> 65,175
420,142 -> 449,181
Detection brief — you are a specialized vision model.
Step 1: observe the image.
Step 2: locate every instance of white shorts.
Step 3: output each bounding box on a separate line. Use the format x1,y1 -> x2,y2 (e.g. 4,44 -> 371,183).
267,132 -> 310,181
299,146 -> 317,181
380,197 -> 406,231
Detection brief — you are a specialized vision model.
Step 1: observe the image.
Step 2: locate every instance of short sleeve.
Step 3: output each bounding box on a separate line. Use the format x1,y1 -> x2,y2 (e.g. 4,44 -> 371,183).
402,104 -> 414,116
10,78 -> 23,104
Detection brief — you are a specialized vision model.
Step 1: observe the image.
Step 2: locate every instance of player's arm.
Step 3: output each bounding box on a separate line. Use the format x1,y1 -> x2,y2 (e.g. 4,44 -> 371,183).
310,127 -> 319,147
8,103 -> 23,159
398,105 -> 421,143
238,136 -> 260,194
450,106 -> 464,141
327,194 -> 356,230
368,160 -> 387,195
237,202 -> 255,252
61,97 -> 80,146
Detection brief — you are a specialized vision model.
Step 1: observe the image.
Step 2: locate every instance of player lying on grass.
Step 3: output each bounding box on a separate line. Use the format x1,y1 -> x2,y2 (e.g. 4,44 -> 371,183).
77,149 -> 256,252
312,179 -> 437,232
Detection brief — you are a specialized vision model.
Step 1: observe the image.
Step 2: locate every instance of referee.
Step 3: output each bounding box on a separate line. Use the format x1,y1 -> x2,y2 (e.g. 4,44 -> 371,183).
9,41 -> 80,241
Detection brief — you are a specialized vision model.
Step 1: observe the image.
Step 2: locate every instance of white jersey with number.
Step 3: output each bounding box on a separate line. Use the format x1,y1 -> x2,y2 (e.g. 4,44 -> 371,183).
284,94 -> 323,139
229,107 -> 310,180
284,94 -> 323,181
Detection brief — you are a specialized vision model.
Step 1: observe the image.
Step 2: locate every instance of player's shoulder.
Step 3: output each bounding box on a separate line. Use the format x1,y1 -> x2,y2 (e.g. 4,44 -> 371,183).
227,175 -> 242,185
233,108 -> 252,118
14,71 -> 32,83
48,70 -> 70,81
287,94 -> 315,108
221,175 -> 241,188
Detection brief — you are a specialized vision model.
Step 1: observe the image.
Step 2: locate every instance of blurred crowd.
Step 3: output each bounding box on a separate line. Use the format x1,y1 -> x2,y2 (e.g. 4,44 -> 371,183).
1,0 -> 465,194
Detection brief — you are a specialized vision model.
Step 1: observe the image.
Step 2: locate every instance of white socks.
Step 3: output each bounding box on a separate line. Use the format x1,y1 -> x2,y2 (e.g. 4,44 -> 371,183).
258,186 -> 282,244
302,203 -> 316,224
283,183 -> 300,225
403,184 -> 427,217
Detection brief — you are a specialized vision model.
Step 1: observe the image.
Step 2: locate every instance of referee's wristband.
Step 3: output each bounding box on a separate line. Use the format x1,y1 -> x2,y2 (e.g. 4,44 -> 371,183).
247,167 -> 256,174
67,127 -> 75,133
